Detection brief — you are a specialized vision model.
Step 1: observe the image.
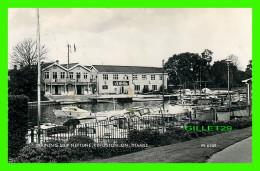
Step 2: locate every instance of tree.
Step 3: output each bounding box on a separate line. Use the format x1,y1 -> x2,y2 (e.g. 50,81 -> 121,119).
201,49 -> 213,63
245,60 -> 252,78
9,38 -> 48,68
211,60 -> 229,88
211,59 -> 246,89
227,54 -> 240,69
164,51 -> 212,90
8,65 -> 38,101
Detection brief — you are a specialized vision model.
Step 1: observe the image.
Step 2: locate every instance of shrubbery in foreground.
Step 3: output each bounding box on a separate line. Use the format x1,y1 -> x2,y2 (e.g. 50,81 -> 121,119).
14,117 -> 251,163
8,95 -> 29,158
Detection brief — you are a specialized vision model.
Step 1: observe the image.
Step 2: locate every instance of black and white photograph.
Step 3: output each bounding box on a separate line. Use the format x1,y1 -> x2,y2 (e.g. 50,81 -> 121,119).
8,8 -> 252,163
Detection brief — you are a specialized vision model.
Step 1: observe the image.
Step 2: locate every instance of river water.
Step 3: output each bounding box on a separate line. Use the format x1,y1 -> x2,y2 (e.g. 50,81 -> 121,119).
28,101 -> 250,127
28,101 -> 163,126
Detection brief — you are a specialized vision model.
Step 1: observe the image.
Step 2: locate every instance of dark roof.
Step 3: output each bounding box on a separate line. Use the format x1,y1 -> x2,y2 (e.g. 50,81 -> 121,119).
92,65 -> 164,73
84,66 -> 92,69
41,62 -> 55,69
60,63 -> 79,69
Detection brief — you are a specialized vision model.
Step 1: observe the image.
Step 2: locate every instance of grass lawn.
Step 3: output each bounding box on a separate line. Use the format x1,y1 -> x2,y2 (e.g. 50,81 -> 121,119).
83,126 -> 252,163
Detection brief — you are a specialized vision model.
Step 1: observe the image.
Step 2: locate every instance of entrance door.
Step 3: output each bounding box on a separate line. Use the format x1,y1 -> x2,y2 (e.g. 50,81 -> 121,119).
77,85 -> 82,95
54,85 -> 59,95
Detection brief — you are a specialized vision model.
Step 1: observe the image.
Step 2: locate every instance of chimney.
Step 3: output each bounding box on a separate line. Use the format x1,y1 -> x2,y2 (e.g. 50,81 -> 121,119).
56,60 -> 59,64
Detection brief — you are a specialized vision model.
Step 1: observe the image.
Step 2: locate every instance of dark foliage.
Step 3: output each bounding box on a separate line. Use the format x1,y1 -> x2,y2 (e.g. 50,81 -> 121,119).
165,51 -> 251,90
14,118 -> 252,163
41,140 -> 70,163
8,95 -> 29,158
15,143 -> 45,163
67,136 -> 94,161
8,65 -> 48,102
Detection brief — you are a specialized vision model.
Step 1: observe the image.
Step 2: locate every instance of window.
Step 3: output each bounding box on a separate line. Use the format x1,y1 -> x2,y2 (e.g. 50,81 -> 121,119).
76,72 -> 81,79
77,66 -> 80,70
60,72 -> 65,79
142,75 -> 147,80
113,74 -> 118,80
84,73 -> 88,79
135,85 -> 140,91
52,72 -> 57,79
151,75 -> 155,80
133,75 -> 138,80
124,75 -> 128,80
44,72 -> 49,79
69,72 -> 74,79
159,75 -> 163,80
102,85 -> 108,89
152,85 -> 157,90
53,65 -> 57,69
103,74 -> 108,80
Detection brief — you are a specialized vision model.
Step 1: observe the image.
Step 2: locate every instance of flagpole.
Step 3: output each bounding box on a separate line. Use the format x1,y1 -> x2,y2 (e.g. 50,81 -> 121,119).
36,8 -> 41,143
67,43 -> 70,69
66,44 -> 70,95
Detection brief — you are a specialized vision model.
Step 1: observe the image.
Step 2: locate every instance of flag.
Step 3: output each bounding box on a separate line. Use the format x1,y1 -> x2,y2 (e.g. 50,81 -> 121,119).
74,44 -> 76,52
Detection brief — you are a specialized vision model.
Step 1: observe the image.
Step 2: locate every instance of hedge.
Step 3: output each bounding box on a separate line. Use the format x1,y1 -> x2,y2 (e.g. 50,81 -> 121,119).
67,136 -> 94,161
15,137 -> 145,163
8,95 -> 29,158
14,117 -> 252,163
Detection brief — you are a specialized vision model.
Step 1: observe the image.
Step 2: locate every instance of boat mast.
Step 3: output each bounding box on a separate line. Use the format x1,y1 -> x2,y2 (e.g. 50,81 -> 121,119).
36,8 -> 41,143
113,97 -> 116,112
162,59 -> 165,110
162,60 -> 165,132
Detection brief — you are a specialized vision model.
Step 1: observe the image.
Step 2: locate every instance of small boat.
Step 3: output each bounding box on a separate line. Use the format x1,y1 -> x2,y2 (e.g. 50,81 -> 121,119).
53,106 -> 94,119
59,101 -> 78,105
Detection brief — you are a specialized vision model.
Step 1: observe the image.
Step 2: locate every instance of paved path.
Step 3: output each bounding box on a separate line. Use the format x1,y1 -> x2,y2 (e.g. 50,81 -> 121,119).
207,136 -> 252,163
84,127 -> 252,163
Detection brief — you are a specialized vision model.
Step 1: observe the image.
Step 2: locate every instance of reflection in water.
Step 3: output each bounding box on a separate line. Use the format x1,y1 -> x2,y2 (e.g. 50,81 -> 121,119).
28,101 -> 162,126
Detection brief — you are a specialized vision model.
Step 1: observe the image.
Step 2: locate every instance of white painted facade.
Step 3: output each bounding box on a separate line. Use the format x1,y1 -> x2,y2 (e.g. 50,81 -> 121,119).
42,63 -> 168,96
42,63 -> 95,95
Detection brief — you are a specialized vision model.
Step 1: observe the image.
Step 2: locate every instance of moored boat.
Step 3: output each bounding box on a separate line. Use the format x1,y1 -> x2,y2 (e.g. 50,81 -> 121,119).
53,106 -> 94,119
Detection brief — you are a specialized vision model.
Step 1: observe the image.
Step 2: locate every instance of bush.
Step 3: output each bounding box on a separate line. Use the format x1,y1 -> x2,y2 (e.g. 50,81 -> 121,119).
147,130 -> 162,146
16,143 -> 45,163
41,139 -> 70,163
8,95 -> 29,158
186,131 -> 199,139
17,139 -> 70,163
128,129 -> 146,144
128,129 -> 163,146
227,117 -> 252,129
179,132 -> 192,141
67,136 -> 94,161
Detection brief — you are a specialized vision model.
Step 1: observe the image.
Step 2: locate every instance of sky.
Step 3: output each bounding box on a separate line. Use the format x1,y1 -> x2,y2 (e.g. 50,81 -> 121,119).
8,8 -> 252,70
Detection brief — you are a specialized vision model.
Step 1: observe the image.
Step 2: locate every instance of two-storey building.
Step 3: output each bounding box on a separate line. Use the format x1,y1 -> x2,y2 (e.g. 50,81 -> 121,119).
91,65 -> 168,95
42,62 -> 95,95
42,63 -> 168,96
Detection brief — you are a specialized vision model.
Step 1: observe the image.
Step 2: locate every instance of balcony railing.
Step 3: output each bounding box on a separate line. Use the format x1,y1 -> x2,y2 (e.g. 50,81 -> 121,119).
43,78 -> 91,84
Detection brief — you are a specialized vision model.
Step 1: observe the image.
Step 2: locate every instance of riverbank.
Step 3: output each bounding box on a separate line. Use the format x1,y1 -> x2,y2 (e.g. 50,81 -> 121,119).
28,94 -> 171,107
83,126 -> 252,163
